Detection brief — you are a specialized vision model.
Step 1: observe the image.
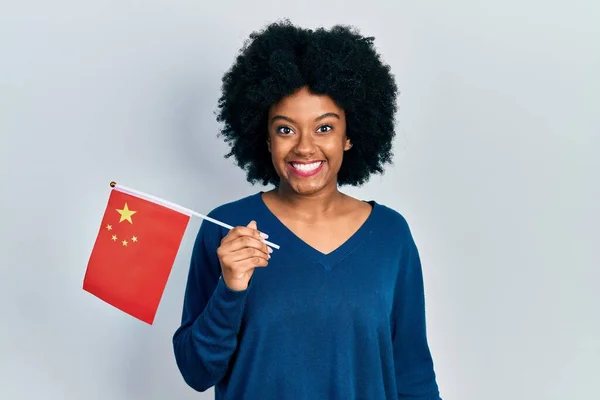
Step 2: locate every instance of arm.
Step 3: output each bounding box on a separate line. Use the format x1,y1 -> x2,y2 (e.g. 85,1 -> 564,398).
393,222 -> 442,399
172,216 -> 251,392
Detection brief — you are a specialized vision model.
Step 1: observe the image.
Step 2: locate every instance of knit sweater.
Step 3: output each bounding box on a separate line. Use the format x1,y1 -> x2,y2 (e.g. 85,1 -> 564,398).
172,192 -> 441,399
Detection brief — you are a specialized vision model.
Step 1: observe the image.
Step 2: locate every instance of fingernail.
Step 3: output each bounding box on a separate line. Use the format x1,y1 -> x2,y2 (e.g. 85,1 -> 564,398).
260,232 -> 269,239
267,246 -> 273,254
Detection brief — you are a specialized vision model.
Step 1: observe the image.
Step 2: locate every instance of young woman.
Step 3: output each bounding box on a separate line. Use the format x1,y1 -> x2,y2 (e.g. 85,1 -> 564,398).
172,20 -> 442,400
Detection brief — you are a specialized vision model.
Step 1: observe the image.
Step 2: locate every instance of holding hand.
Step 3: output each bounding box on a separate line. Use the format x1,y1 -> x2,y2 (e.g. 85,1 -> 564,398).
217,220 -> 271,291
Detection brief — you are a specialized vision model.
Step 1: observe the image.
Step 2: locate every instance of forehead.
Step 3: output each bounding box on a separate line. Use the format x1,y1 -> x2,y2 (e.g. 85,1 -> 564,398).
269,87 -> 343,118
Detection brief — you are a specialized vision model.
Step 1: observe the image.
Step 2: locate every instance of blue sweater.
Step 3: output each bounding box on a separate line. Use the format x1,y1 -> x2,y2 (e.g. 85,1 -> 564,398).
172,192 -> 441,399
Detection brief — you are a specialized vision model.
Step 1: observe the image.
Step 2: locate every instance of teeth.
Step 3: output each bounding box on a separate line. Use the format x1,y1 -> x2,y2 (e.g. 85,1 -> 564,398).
292,161 -> 322,172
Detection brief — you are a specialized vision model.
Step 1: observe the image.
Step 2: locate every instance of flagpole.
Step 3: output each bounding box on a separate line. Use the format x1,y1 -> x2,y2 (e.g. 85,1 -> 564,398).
109,181 -> 280,250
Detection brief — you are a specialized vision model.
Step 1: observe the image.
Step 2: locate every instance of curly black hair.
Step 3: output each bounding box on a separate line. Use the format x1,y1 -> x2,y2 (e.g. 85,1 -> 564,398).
216,19 -> 398,187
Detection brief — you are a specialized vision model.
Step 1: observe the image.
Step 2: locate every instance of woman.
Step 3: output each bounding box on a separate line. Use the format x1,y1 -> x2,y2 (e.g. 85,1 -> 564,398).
172,20 -> 442,400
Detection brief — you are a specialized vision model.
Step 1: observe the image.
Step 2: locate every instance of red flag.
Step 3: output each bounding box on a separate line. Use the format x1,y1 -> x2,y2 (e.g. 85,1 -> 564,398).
83,186 -> 191,324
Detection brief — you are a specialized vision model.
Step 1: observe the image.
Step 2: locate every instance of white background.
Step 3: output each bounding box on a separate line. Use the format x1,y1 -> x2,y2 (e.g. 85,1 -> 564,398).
1,1 -> 598,399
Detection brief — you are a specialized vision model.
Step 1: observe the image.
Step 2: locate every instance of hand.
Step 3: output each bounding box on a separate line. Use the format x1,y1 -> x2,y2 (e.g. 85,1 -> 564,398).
217,220 -> 271,291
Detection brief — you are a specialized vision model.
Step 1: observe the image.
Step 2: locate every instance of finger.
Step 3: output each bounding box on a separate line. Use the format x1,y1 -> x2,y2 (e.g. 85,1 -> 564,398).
246,220 -> 271,251
238,256 -> 269,270
220,222 -> 268,245
229,246 -> 270,263
223,235 -> 271,256
246,220 -> 269,239
223,247 -> 271,269
218,245 -> 272,269
248,220 -> 270,240
221,248 -> 269,272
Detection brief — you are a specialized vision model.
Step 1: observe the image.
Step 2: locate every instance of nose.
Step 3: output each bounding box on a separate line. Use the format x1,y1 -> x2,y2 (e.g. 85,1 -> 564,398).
294,131 -> 316,157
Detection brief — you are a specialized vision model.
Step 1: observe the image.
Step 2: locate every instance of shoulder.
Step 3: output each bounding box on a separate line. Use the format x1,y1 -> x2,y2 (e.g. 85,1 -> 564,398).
188,192 -> 264,277
368,201 -> 422,263
368,200 -> 420,251
194,192 -> 263,246
371,200 -> 412,236
206,192 -> 262,223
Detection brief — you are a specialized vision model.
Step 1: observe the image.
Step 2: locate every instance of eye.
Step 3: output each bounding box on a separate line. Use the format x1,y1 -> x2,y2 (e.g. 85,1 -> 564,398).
276,125 -> 294,135
317,125 -> 333,134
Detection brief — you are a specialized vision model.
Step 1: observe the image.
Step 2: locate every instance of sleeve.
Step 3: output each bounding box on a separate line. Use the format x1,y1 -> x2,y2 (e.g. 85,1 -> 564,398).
392,221 -> 442,400
172,213 -> 252,392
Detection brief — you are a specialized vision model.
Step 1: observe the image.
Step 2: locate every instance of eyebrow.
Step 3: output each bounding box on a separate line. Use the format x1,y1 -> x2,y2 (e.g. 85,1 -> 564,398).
270,112 -> 340,124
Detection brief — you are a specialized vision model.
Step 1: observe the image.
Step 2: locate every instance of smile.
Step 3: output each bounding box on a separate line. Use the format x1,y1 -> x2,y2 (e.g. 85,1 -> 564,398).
288,161 -> 325,177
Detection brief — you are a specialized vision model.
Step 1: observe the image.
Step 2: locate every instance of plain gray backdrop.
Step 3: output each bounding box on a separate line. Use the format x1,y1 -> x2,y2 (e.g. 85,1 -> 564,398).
1,1 -> 598,399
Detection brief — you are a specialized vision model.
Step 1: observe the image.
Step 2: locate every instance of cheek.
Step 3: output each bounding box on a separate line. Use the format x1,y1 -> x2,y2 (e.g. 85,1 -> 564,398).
269,138 -> 290,154
323,142 -> 346,160
268,142 -> 289,165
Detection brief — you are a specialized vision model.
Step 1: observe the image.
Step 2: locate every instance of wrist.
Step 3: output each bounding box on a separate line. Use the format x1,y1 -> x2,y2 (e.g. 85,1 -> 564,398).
220,275 -> 250,292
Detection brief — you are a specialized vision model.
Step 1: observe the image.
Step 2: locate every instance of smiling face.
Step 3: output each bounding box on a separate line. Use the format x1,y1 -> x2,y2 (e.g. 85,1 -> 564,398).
267,87 -> 352,196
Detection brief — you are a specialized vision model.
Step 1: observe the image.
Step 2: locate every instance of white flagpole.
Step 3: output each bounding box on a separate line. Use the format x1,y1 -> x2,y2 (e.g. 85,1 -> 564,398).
109,181 -> 280,250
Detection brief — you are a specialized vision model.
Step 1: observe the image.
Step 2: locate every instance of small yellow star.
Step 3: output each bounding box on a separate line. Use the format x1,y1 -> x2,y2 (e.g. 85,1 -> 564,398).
106,224 -> 112,230
111,235 -> 117,241
116,203 -> 136,224
122,240 -> 128,246
131,236 -> 138,242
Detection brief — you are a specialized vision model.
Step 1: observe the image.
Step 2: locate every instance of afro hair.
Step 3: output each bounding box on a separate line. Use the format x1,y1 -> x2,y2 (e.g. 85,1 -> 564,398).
216,19 -> 398,187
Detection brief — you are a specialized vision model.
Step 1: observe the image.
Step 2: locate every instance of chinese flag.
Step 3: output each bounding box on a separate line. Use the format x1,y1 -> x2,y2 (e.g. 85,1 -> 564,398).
83,187 -> 191,324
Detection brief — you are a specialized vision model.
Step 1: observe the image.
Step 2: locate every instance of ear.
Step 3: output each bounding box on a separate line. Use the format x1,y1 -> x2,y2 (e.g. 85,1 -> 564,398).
344,138 -> 352,151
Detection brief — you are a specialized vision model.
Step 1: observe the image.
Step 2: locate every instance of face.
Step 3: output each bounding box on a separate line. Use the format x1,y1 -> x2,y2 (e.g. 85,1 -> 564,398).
267,86 -> 351,196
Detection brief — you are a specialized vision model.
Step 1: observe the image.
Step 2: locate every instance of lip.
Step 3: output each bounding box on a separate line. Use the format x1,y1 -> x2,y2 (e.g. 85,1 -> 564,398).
287,161 -> 325,178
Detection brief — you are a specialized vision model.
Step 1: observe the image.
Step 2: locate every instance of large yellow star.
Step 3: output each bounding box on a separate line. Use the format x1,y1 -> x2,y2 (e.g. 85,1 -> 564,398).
116,202 -> 137,224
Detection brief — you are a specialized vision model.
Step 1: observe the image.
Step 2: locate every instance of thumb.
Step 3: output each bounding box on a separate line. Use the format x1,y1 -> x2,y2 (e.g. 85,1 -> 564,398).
247,220 -> 257,230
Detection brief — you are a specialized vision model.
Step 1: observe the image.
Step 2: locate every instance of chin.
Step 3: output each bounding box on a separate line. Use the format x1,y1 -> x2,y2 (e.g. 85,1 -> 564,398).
275,161 -> 338,195
282,175 -> 335,196
289,182 -> 326,196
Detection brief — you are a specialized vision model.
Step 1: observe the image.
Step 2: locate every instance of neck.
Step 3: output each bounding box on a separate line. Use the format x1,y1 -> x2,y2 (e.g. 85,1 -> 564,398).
274,182 -> 344,219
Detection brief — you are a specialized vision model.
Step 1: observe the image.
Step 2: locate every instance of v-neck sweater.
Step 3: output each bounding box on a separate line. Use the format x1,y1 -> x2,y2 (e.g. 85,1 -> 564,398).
172,193 -> 441,400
